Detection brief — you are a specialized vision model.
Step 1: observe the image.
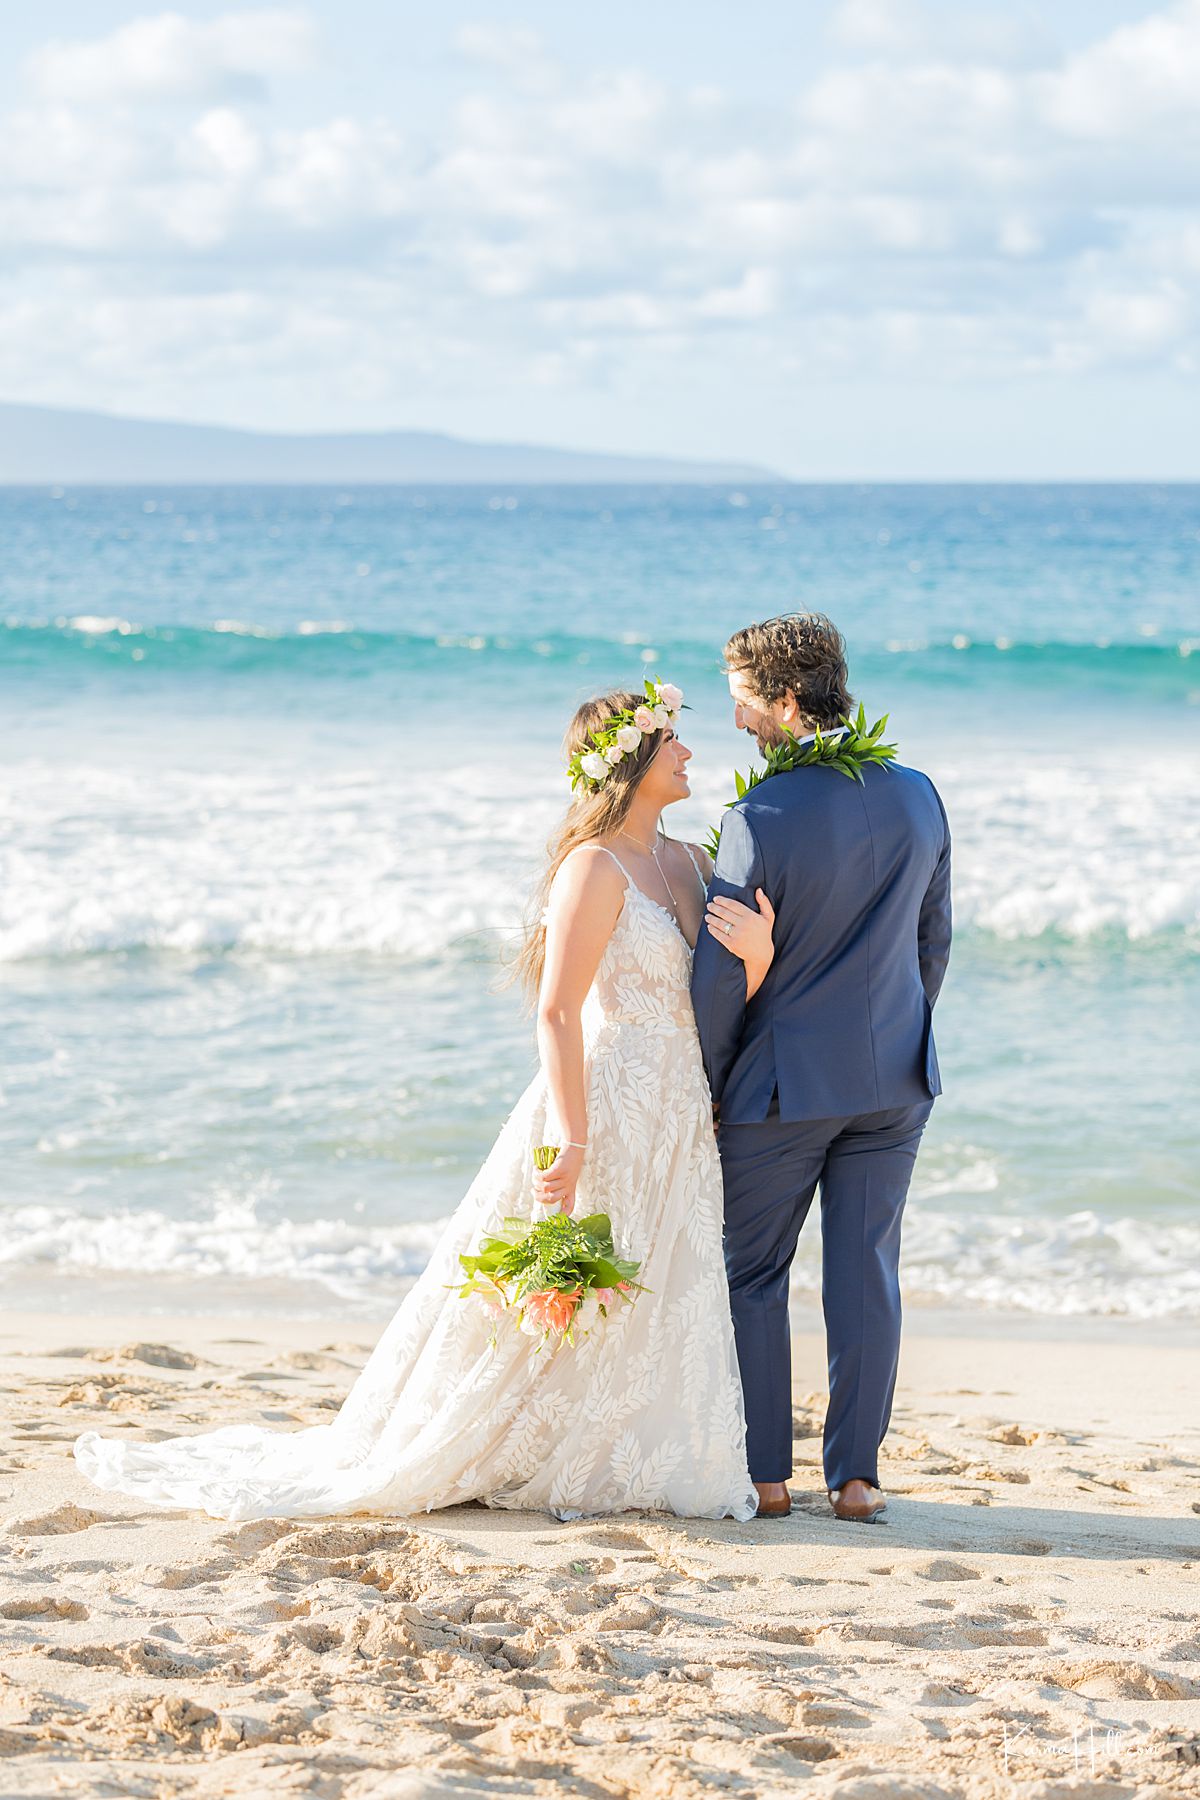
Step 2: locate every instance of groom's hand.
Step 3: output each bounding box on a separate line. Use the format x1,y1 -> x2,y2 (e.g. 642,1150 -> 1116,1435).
533,1143 -> 584,1215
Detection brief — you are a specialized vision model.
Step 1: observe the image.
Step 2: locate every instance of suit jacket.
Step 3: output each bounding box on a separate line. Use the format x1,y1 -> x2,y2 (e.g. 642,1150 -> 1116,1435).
691,757 -> 951,1123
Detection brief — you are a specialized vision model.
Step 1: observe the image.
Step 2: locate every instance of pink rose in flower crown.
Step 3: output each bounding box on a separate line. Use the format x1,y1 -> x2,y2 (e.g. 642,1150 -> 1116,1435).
523,1287 -> 581,1336
658,683 -> 683,712
633,705 -> 656,732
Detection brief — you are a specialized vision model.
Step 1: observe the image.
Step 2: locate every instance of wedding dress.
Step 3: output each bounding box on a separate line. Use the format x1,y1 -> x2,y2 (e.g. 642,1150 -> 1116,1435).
74,845 -> 758,1524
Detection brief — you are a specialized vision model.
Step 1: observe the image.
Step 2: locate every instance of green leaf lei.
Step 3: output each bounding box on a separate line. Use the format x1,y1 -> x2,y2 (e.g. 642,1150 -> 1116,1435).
704,702 -> 898,860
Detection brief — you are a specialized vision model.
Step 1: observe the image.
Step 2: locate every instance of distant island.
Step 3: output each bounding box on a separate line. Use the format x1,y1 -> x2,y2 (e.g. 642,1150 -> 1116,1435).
0,401 -> 776,486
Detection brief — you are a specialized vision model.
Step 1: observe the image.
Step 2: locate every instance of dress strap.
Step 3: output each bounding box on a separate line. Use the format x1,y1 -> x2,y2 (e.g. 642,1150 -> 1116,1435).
681,841 -> 709,896
561,842 -> 630,887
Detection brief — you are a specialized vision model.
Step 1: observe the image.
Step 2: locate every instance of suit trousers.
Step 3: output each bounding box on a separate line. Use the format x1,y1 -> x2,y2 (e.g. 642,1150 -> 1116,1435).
718,1100 -> 932,1491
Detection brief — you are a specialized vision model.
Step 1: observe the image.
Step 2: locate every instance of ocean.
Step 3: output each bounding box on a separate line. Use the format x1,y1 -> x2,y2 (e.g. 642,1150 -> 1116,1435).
2,483 -> 1197,1324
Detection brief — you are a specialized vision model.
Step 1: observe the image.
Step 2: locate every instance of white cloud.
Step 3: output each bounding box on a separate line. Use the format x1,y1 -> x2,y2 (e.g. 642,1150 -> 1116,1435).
26,10 -> 317,106
827,0 -> 1058,68
1041,0 -> 1200,140
0,3 -> 1197,434
453,23 -> 559,94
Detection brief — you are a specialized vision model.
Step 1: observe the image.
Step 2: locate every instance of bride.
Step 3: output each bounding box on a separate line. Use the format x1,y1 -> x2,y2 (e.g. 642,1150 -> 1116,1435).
73,681 -> 775,1524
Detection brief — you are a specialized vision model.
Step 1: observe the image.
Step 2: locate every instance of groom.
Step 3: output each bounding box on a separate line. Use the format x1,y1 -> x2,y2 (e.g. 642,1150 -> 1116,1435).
692,613 -> 951,1524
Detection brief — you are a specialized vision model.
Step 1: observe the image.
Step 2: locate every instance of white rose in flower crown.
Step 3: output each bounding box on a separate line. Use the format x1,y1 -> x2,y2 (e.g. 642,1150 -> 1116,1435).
633,705 -> 656,732
580,751 -> 610,781
651,704 -> 671,729
615,724 -> 642,754
604,744 -> 623,766
658,683 -> 683,711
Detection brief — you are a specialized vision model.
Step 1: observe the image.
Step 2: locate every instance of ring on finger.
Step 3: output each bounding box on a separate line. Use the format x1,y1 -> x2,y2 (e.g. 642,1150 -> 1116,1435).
724,921 -> 734,936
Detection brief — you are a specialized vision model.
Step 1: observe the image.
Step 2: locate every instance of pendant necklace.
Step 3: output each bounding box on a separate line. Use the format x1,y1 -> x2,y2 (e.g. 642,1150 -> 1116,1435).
619,827 -> 678,912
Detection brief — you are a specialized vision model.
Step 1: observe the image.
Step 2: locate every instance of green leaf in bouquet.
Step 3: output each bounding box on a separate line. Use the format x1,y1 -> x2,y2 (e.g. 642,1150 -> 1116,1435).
575,1212 -> 615,1246
587,1256 -> 628,1288
458,1249 -> 501,1278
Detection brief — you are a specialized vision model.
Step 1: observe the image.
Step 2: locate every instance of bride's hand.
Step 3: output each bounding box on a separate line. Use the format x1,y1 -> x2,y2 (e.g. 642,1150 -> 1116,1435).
705,888 -> 776,1000
533,1143 -> 584,1214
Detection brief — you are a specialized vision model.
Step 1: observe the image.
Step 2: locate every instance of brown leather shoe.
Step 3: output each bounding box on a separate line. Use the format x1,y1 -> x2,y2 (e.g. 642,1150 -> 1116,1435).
828,1479 -> 887,1522
754,1481 -> 792,1518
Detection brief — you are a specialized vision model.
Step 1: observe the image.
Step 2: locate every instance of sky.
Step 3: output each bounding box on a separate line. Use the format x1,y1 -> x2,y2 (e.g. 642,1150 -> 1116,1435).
1,0 -> 1198,478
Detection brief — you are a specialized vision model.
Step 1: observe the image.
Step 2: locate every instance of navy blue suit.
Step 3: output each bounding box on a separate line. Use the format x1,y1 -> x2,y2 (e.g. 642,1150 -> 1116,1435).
691,755 -> 951,1490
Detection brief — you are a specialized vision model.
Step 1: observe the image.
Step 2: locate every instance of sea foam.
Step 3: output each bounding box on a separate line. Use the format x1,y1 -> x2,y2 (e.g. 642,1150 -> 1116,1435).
1,745 -> 1195,961
3,1194 -> 1195,1321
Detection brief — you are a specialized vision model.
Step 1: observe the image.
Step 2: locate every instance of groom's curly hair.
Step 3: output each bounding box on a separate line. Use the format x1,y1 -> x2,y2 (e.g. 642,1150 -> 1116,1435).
724,613 -> 853,730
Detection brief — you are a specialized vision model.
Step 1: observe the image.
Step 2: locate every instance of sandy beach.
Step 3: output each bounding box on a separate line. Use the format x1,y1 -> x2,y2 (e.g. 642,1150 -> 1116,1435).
1,1308 -> 1197,1798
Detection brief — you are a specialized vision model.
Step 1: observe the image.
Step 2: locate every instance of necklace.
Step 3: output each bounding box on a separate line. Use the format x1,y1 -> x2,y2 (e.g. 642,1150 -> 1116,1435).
619,827 -> 679,911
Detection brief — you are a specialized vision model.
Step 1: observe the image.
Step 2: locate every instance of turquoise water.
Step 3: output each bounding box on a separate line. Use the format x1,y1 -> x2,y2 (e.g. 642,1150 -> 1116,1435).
2,484 -> 1198,1319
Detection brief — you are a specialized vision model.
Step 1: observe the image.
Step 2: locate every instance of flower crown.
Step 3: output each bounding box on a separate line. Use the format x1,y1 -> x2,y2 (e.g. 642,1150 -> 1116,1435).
567,677 -> 684,793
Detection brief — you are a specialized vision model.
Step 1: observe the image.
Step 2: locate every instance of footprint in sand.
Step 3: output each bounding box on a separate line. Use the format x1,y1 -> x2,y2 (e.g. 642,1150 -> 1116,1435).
1051,1659 -> 1200,1701
918,1681 -> 978,1707
91,1342 -> 202,1370
215,1519 -> 296,1556
913,1558 -> 983,1582
100,1692 -> 220,1749
799,1700 -> 873,1729
287,1620 -> 345,1655
0,1595 -> 88,1620
3,1504 -> 115,1537
571,1524 -> 656,1552
142,1557 -> 232,1590
261,1522 -> 423,1562
750,1621 -> 821,1645
961,1621 -> 1049,1648
987,1423 -> 1041,1446
556,1555 -> 617,1580
45,1638 -> 211,1679
594,1593 -> 664,1632
769,1733 -> 837,1762
44,1643 -> 126,1669
270,1349 -> 356,1372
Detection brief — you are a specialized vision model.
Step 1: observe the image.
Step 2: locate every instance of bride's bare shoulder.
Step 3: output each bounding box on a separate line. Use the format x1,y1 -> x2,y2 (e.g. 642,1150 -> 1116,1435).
547,843 -> 628,911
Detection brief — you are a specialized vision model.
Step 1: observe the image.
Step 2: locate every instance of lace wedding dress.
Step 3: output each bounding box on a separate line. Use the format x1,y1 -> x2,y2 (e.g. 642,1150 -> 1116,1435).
74,846 -> 758,1524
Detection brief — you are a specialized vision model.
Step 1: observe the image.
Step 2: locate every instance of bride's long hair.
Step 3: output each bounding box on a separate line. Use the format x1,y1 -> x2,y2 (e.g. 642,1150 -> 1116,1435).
515,689 -> 667,1002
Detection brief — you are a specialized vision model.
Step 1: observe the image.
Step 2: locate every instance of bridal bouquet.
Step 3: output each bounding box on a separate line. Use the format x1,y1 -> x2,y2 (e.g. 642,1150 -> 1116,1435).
456,1147 -> 645,1348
